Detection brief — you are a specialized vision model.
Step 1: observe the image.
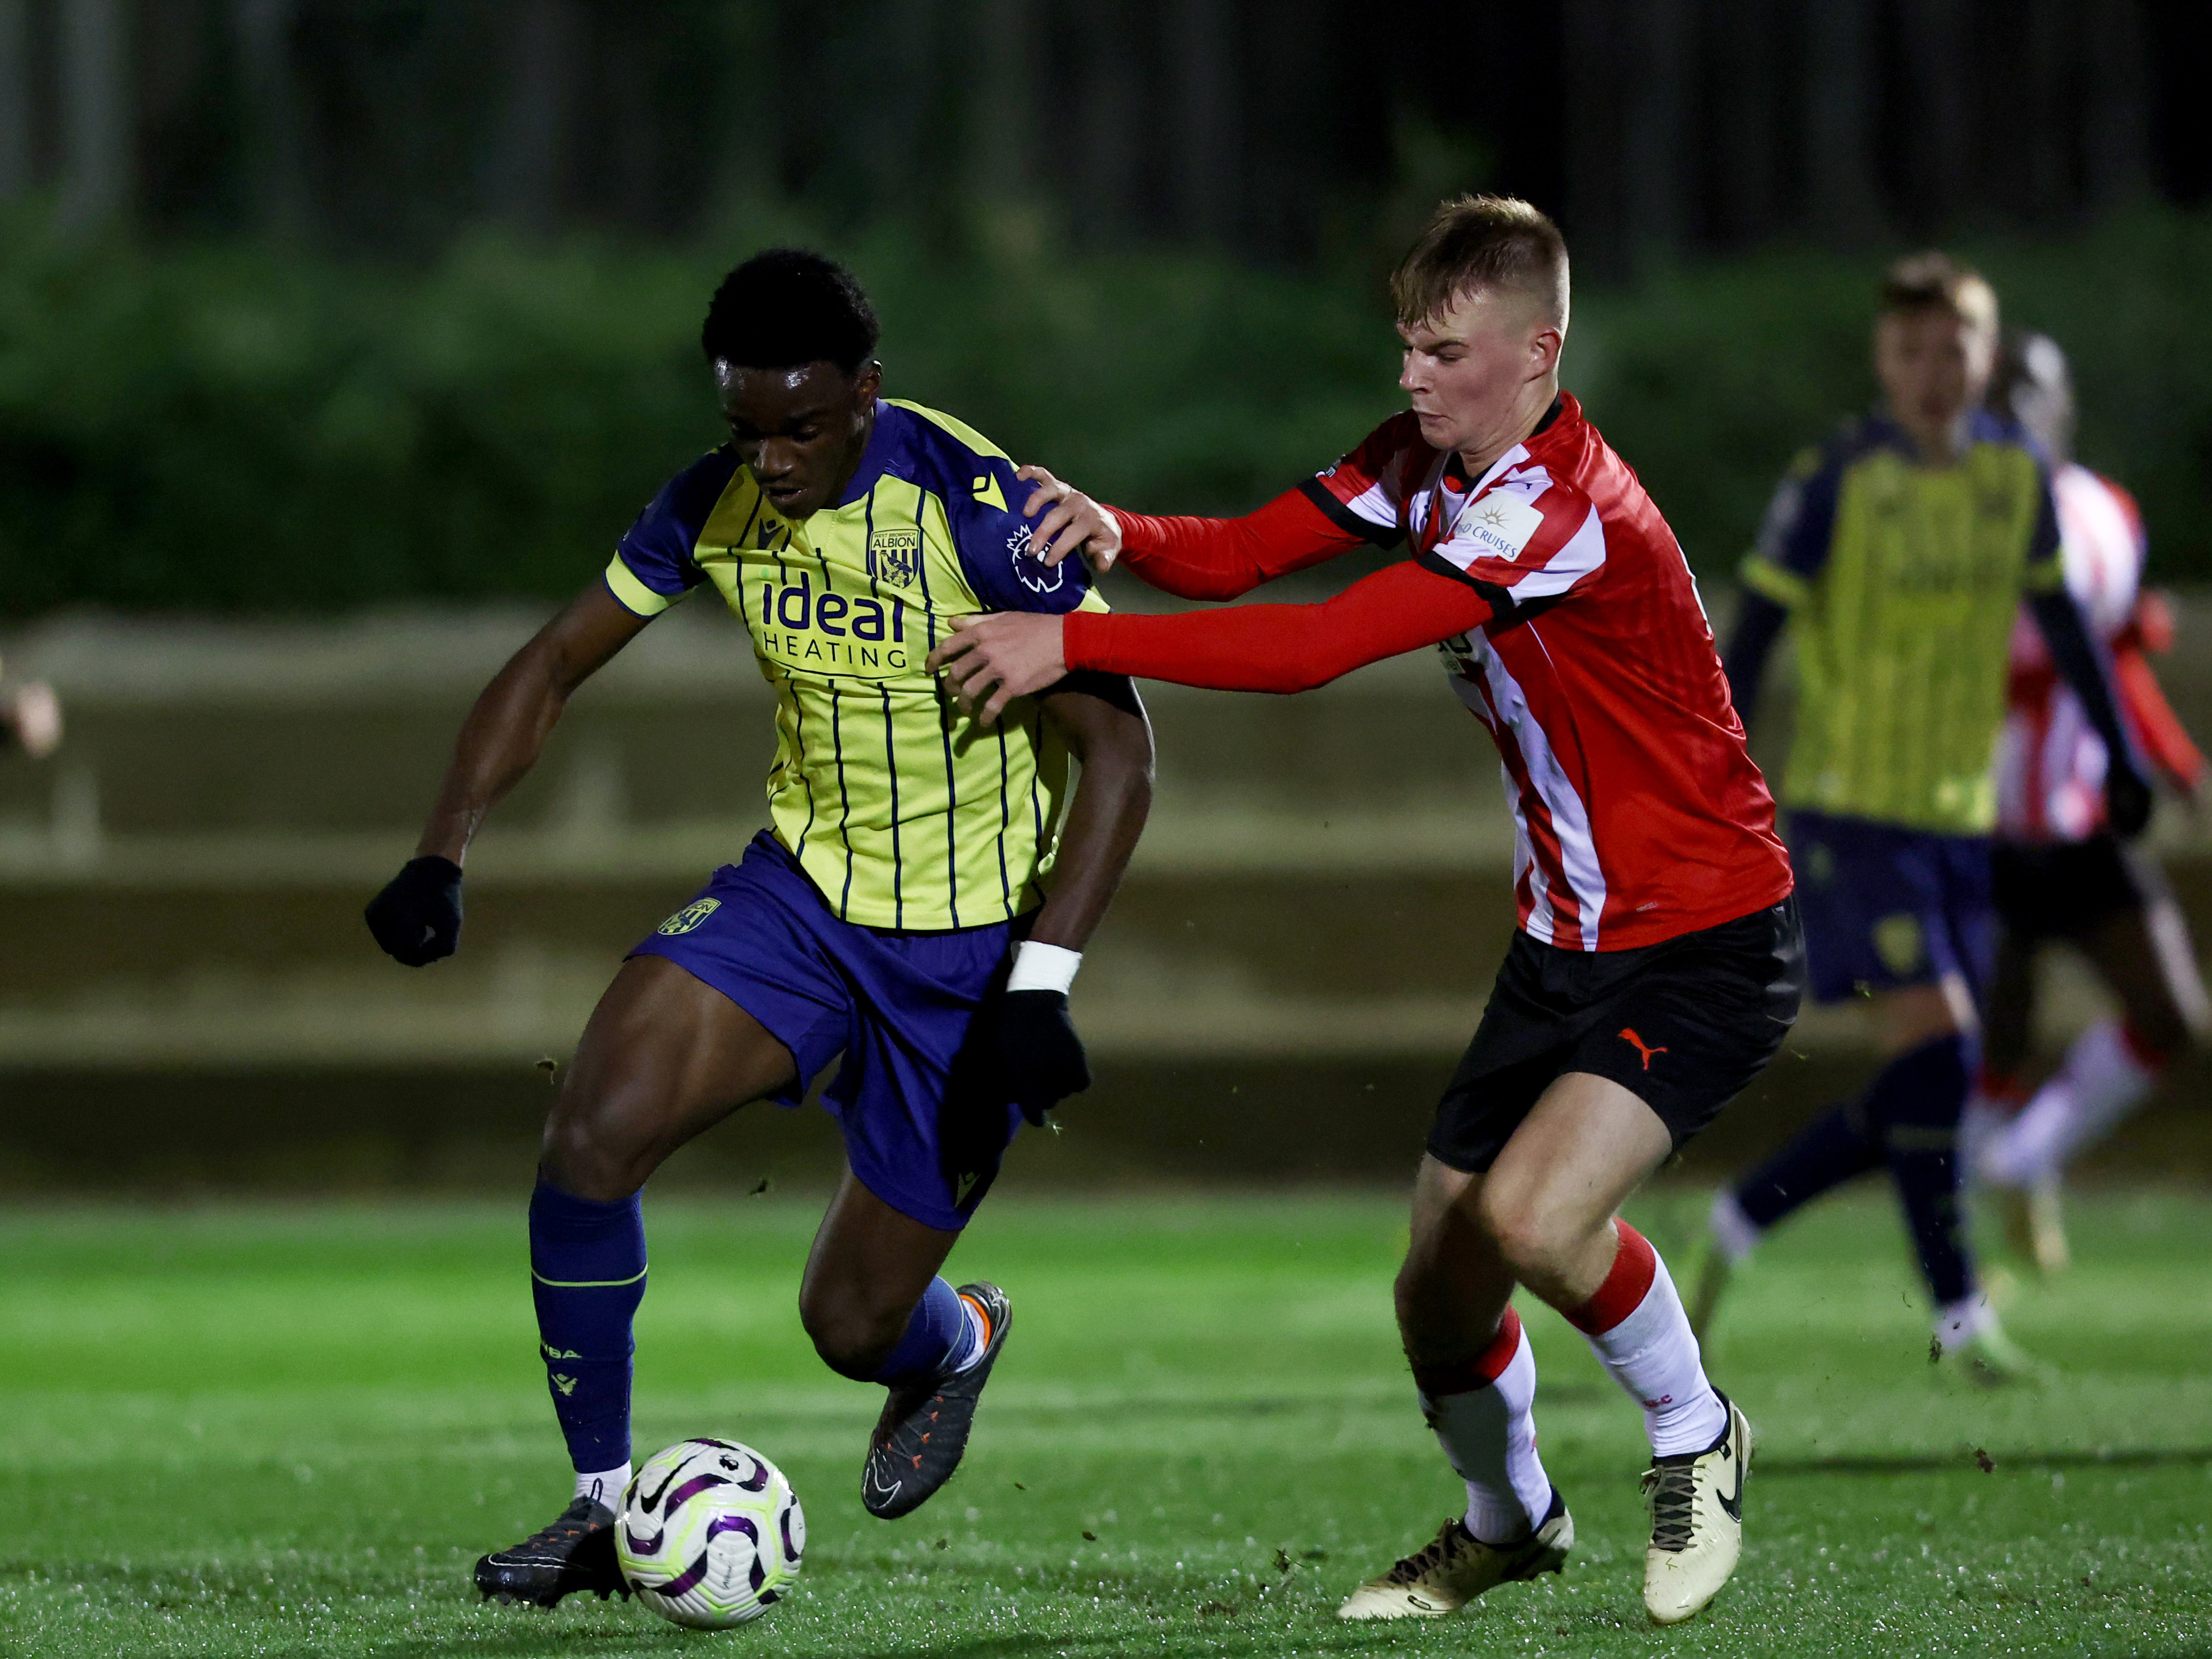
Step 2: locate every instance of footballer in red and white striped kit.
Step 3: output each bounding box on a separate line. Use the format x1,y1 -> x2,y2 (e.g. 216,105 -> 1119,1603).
1300,404 -> 1788,951
932,196 -> 1801,1628
1969,332 -> 2208,1271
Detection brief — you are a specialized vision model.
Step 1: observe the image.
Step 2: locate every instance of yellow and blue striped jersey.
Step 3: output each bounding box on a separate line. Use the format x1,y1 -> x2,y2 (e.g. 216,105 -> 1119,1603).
1740,408 -> 2063,834
605,399 -> 1108,930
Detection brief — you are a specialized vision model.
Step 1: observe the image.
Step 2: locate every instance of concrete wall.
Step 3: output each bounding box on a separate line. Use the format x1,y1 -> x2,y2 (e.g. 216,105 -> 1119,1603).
2,589 -> 2208,1189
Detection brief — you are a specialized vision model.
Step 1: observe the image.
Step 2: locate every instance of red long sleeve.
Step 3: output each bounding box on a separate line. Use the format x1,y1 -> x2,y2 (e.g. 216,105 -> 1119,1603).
1108,487 -> 1371,601
2116,647 -> 2207,794
1064,558 -> 1492,692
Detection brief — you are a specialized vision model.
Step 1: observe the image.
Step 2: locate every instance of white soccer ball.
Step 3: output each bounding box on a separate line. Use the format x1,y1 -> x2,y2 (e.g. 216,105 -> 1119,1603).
616,1438 -> 804,1628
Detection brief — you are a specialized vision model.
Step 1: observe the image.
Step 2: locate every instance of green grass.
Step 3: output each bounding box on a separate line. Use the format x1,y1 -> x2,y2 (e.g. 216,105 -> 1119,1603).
2,1190 -> 2209,1657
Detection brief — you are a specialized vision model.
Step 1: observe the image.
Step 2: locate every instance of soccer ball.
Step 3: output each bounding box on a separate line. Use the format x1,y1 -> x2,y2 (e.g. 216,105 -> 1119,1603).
615,1438 -> 805,1628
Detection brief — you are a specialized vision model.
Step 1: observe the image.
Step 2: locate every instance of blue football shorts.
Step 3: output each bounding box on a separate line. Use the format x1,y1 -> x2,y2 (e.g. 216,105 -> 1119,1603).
632,831 -> 1026,1232
1788,808 -> 1993,1007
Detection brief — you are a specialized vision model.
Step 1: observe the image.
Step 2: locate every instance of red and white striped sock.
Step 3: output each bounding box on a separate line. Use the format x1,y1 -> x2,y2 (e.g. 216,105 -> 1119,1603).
1988,1018 -> 2163,1187
1961,1066 -> 2031,1184
1973,1063 -> 2030,1113
1564,1220 -> 1726,1458
1410,1307 -> 1552,1545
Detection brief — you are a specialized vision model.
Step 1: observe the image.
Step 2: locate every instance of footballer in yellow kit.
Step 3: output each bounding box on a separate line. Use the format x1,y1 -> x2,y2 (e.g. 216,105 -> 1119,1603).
1695,253 -> 2146,1382
603,395 -> 1108,931
365,250 -> 1153,1605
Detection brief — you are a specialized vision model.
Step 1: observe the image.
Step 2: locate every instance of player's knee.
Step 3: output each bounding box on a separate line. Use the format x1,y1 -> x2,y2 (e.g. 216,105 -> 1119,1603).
538,1104 -> 654,1204
1474,1187 -> 1575,1295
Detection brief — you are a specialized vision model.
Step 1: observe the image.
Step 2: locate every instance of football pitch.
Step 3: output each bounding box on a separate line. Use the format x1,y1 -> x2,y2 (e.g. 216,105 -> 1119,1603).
3,1190 -> 2209,1658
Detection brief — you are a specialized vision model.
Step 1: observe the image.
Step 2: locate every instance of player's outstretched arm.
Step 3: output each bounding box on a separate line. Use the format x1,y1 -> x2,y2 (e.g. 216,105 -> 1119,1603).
1015,467 -> 1126,577
988,674 -> 1153,1120
2028,587 -> 2153,836
929,560 -> 1491,724
2113,648 -> 2206,803
1018,467 -> 1368,602
366,581 -> 652,965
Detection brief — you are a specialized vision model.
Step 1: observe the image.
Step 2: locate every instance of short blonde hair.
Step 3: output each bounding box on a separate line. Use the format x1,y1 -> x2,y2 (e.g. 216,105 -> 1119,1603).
1878,251 -> 1998,341
1391,195 -> 1570,331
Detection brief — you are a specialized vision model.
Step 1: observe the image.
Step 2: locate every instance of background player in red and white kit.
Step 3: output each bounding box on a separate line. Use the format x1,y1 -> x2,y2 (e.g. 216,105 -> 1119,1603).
930,196 -> 1800,1630
1967,331 -> 2208,1271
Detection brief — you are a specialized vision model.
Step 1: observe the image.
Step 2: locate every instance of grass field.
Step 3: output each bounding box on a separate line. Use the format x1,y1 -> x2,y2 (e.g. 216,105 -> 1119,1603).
2,1189 -> 2209,1658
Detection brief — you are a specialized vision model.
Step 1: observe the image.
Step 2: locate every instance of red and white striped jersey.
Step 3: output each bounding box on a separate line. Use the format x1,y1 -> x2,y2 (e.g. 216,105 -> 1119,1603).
1308,394 -> 1793,950
1997,465 -> 2204,840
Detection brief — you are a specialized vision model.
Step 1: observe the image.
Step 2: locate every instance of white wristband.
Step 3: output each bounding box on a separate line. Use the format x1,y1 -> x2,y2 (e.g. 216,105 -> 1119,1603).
1007,940 -> 1082,995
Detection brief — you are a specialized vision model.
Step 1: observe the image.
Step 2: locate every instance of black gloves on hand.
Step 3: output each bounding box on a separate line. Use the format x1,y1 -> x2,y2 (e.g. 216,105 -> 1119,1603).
365,855 -> 464,965
2105,760 -> 2154,840
994,988 -> 1092,1126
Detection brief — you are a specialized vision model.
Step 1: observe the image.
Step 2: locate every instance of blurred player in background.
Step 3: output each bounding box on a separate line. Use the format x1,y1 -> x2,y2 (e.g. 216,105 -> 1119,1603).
1966,331 -> 2207,1273
1693,257 -> 2150,1383
365,251 -> 1152,1606
933,195 -> 1798,1630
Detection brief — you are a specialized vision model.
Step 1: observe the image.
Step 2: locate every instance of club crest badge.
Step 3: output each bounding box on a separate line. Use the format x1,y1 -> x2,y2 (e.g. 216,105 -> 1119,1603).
657,897 -> 723,936
1873,911 -> 1924,976
868,527 -> 923,589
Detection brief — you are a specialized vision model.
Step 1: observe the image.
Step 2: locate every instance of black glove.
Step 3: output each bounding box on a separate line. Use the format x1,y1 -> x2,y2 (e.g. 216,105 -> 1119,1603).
2105,759 -> 2154,840
994,989 -> 1092,1126
365,855 -> 464,965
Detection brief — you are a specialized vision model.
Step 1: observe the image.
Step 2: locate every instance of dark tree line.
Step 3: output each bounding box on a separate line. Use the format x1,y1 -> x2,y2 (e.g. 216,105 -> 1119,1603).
3,0 -> 2209,272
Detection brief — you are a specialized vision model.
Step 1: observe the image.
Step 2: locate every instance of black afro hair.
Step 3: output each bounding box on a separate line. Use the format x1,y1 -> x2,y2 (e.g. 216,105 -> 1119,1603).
700,249 -> 880,376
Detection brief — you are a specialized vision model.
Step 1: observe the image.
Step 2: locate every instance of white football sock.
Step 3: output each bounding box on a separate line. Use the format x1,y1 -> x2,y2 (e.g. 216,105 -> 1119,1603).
574,1462 -> 631,1514
950,1290 -> 992,1372
1417,1308 -> 1553,1544
1709,1188 -> 1761,1263
1570,1221 -> 1727,1457
1958,1096 -> 2012,1183
1934,1291 -> 1994,1352
1988,1019 -> 2157,1187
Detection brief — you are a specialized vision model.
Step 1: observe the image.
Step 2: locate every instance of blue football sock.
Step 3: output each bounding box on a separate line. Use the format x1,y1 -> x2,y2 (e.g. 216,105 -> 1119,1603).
529,1178 -> 647,1475
851,1277 -> 970,1386
1732,1098 -> 1884,1232
1872,1032 -> 1976,1307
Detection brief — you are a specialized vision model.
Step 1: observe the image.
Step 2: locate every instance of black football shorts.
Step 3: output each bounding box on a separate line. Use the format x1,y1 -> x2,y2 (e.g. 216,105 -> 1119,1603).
1991,833 -> 2164,945
1429,898 -> 1805,1174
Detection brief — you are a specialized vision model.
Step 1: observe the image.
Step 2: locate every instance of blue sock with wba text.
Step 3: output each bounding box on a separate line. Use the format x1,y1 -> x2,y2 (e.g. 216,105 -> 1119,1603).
530,1178 -> 647,1497
1873,1032 -> 1977,1311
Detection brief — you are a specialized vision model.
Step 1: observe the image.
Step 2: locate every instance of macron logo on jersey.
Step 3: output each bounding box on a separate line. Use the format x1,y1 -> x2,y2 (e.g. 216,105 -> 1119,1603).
1461,490 -> 1546,563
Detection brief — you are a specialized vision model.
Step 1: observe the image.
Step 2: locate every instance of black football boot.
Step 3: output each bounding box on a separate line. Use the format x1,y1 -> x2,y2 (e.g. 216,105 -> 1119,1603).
474,1495 -> 630,1607
861,1282 -> 1012,1520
